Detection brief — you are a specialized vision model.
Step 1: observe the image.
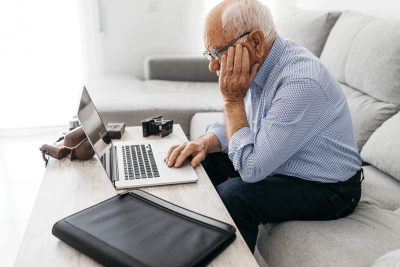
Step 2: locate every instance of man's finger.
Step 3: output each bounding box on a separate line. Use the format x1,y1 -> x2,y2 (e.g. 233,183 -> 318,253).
220,54 -> 227,80
226,47 -> 235,77
233,44 -> 242,77
164,145 -> 179,162
242,47 -> 250,77
174,145 -> 195,168
191,153 -> 205,168
249,63 -> 259,82
167,144 -> 186,167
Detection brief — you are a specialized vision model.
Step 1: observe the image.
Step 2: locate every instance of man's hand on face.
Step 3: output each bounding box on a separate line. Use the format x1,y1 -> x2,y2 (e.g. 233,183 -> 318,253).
164,141 -> 207,168
219,44 -> 259,103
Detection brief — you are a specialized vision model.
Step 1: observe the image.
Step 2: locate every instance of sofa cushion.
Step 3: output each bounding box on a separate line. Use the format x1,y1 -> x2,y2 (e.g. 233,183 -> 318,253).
361,111 -> 400,182
276,8 -> 341,57
372,249 -> 400,267
360,164 -> 400,211
340,83 -> 400,151
256,165 -> 400,267
321,11 -> 400,105
85,74 -> 222,136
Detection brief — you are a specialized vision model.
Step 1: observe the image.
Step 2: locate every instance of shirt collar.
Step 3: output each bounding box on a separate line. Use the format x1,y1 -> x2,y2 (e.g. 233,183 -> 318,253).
251,35 -> 286,88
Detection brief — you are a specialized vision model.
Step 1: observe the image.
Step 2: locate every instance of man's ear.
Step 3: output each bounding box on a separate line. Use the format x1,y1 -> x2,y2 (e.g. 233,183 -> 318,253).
248,29 -> 264,58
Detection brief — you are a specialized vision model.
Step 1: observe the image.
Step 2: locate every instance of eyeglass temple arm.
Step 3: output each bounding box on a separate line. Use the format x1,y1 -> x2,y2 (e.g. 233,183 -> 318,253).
217,32 -> 251,54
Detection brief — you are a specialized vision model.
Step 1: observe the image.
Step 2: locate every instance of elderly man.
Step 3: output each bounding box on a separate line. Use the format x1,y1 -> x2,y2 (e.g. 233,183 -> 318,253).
165,0 -> 363,252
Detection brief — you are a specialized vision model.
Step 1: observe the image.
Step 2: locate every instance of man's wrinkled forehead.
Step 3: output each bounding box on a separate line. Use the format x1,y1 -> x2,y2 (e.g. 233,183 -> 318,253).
204,1 -> 235,52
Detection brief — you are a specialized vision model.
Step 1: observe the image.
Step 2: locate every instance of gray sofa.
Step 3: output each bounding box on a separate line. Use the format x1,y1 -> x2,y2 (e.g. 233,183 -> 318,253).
86,55 -> 221,137
254,10 -> 400,267
199,10 -> 400,267
88,8 -> 400,267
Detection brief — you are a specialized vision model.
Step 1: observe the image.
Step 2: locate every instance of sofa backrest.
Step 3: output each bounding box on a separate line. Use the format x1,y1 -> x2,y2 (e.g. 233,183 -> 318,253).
361,111 -> 400,182
320,11 -> 400,151
276,8 -> 341,58
144,55 -> 218,82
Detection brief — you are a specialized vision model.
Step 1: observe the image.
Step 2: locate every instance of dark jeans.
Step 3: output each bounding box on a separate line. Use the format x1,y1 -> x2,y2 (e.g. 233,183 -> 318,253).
202,152 -> 362,253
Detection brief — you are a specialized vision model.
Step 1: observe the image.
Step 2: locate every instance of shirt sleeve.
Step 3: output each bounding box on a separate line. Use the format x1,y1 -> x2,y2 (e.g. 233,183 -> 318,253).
228,78 -> 328,183
206,119 -> 229,153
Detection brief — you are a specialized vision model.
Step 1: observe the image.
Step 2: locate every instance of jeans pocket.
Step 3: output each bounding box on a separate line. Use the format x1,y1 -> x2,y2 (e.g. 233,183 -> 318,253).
325,190 -> 358,220
325,212 -> 340,220
325,204 -> 351,220
325,200 -> 358,220
324,194 -> 341,220
342,184 -> 362,205
338,204 -> 354,218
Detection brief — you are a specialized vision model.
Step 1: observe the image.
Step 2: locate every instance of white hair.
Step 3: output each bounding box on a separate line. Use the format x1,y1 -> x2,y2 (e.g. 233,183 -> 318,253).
221,0 -> 276,44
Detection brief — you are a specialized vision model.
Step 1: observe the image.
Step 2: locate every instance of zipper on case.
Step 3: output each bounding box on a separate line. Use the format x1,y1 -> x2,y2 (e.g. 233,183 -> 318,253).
118,190 -> 130,196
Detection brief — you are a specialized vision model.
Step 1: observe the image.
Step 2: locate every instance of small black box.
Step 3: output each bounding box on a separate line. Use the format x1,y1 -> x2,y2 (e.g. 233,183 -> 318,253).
106,123 -> 125,139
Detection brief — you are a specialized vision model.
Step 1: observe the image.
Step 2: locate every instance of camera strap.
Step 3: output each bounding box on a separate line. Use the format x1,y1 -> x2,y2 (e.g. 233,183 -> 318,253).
63,138 -> 88,149
39,147 -> 49,168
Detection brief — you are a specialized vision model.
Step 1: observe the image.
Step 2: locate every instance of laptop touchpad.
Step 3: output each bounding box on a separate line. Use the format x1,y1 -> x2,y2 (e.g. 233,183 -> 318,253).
156,152 -> 198,181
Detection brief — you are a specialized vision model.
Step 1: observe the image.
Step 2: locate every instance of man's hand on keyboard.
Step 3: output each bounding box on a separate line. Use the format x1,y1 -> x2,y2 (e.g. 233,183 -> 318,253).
164,133 -> 222,168
164,141 -> 206,168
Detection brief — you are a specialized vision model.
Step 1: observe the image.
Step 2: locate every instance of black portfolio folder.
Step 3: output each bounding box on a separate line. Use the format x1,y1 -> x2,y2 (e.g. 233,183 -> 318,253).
52,189 -> 236,267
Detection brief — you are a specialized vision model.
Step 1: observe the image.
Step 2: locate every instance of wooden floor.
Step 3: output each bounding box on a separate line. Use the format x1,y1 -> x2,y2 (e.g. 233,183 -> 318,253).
0,126 -> 66,267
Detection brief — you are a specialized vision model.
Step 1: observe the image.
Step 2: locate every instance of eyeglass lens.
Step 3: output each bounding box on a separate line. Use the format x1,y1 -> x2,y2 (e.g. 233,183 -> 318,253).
203,51 -> 220,60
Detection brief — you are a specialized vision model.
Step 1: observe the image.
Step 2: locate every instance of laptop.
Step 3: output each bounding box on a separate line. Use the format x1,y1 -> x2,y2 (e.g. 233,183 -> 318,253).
77,86 -> 198,189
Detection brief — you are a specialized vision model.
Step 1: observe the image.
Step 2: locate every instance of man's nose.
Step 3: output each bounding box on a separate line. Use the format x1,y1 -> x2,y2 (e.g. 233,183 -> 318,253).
209,57 -> 220,72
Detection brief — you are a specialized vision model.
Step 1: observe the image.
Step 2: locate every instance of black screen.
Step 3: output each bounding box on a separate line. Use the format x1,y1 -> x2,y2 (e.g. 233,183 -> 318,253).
77,87 -> 112,178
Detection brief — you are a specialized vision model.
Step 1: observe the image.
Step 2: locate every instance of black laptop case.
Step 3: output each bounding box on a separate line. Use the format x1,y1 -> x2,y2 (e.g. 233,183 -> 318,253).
52,189 -> 236,267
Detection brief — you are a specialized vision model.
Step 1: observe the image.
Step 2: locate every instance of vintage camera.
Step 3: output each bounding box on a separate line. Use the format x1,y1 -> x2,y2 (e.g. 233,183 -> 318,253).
142,115 -> 173,138
69,116 -> 81,131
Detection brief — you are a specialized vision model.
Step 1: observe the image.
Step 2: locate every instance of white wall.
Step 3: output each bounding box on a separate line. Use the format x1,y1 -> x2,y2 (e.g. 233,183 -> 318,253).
0,0 -> 83,130
79,0 -> 399,79
79,0 -> 282,79
79,0 -> 205,79
293,0 -> 400,19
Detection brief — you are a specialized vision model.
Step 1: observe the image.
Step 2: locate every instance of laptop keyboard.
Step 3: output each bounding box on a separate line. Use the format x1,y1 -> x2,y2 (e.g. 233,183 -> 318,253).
122,144 -> 160,180
100,154 -> 106,169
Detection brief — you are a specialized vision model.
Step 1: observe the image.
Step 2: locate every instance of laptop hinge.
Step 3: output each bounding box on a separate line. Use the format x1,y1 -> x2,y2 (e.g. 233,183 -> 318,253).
111,145 -> 118,182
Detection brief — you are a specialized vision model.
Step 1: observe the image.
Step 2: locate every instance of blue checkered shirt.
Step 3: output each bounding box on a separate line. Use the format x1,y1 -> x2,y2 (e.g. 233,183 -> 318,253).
206,35 -> 362,183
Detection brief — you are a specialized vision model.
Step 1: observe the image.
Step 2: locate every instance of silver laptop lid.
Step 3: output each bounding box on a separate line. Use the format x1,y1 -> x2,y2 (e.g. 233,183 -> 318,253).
77,86 -> 113,180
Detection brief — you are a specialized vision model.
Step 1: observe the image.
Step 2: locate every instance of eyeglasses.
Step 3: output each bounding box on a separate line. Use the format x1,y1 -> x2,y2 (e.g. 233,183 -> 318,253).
203,32 -> 250,60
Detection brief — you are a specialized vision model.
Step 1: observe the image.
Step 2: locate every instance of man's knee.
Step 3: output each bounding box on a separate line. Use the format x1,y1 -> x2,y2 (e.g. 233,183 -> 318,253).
203,152 -> 240,187
216,178 -> 260,230
216,177 -> 248,209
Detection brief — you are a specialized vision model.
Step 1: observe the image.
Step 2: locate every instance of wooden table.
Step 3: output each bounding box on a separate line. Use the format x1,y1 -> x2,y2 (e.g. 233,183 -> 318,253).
15,125 -> 258,267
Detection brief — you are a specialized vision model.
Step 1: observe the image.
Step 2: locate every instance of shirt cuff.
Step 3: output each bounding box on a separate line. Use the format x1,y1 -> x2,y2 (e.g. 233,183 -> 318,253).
228,127 -> 255,170
206,122 -> 229,153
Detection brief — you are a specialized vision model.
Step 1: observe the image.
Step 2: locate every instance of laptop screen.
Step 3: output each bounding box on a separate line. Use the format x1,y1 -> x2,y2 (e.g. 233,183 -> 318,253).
77,87 -> 112,179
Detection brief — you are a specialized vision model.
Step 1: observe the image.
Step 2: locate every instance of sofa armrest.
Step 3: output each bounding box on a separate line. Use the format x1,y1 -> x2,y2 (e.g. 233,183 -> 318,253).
144,54 -> 218,82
